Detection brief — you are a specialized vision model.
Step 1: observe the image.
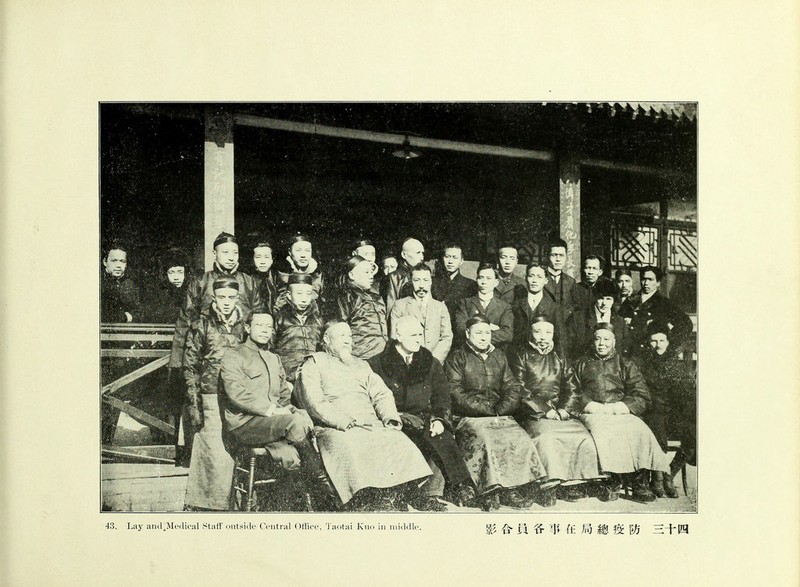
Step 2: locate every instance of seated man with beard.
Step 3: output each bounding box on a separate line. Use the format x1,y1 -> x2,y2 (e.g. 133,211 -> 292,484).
295,320 -> 432,510
509,317 -> 601,507
369,316 -> 475,510
565,323 -> 670,503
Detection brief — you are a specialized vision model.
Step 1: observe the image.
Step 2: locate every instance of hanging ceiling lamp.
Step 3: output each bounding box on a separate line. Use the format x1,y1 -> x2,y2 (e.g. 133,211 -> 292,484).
392,135 -> 420,159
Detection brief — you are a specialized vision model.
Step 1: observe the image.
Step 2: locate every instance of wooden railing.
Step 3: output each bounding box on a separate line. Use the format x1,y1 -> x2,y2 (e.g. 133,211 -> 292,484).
101,323 -> 176,463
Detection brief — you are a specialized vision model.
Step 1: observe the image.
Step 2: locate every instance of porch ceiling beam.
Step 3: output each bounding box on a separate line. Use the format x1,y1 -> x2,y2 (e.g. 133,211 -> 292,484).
234,113 -> 555,162
580,156 -> 693,180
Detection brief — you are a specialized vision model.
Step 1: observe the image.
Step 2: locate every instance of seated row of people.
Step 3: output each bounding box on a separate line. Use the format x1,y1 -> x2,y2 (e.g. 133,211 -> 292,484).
179,271 -> 692,511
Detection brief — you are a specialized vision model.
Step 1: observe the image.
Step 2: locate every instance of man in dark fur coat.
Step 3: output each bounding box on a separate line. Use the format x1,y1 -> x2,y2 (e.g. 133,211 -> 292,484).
369,316 -> 475,510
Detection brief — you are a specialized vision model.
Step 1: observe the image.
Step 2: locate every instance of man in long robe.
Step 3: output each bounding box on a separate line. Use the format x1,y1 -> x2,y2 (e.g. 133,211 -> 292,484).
565,323 -> 670,503
295,321 -> 431,510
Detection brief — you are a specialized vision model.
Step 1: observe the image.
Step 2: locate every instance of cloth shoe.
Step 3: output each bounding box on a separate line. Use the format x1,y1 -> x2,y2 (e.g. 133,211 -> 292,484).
450,482 -> 477,507
480,491 -> 501,512
410,495 -> 447,512
499,488 -> 535,509
558,484 -> 586,502
650,471 -> 665,498
597,475 -> 621,502
535,486 -> 557,508
631,470 -> 657,503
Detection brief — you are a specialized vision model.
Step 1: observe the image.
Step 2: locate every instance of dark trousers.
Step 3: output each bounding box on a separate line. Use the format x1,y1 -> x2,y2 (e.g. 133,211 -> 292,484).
645,399 -> 696,459
403,427 -> 471,488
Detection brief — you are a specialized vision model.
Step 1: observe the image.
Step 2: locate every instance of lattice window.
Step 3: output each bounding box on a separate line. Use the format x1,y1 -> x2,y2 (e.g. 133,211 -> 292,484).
610,224 -> 658,267
667,227 -> 698,272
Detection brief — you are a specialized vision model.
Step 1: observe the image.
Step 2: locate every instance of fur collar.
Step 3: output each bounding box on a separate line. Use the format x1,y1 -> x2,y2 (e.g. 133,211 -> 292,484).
378,344 -> 434,384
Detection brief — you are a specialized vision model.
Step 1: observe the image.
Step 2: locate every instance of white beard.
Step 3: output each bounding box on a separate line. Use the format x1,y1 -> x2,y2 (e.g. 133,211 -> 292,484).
330,346 -> 356,366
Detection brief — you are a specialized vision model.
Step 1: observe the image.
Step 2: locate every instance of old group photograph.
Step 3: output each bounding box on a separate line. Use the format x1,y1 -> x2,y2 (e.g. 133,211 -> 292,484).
100,102 -> 698,514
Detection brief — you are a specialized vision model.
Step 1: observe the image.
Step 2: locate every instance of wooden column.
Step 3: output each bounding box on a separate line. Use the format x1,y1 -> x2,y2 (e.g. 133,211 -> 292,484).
204,107 -> 235,270
559,154 -> 581,276
658,199 -> 669,271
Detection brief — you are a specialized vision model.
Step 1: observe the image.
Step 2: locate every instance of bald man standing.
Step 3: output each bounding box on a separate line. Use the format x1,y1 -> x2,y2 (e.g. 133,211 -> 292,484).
369,316 -> 474,509
385,237 -> 425,315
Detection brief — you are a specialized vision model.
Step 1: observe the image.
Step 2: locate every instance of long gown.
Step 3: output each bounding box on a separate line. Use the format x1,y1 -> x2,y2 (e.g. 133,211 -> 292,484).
296,352 -> 431,504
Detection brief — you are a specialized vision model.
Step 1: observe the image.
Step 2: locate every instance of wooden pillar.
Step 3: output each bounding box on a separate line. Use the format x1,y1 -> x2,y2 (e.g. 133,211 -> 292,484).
658,199 -> 669,271
559,154 -> 581,276
658,198 -> 670,296
204,107 -> 235,270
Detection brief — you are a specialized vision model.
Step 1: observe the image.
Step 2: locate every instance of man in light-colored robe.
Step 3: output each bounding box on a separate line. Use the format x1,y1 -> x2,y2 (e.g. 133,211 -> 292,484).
295,321 -> 431,508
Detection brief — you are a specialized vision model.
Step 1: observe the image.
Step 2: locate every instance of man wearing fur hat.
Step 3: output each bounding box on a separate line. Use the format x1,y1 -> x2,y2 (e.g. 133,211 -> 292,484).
142,247 -> 200,449
146,247 -> 199,324
369,316 -> 475,510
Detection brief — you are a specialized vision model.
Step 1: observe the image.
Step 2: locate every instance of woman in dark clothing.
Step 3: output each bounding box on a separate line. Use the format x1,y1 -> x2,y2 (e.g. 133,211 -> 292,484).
147,248 -> 198,324
639,320 -> 697,498
566,277 -> 628,361
143,248 -> 199,450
